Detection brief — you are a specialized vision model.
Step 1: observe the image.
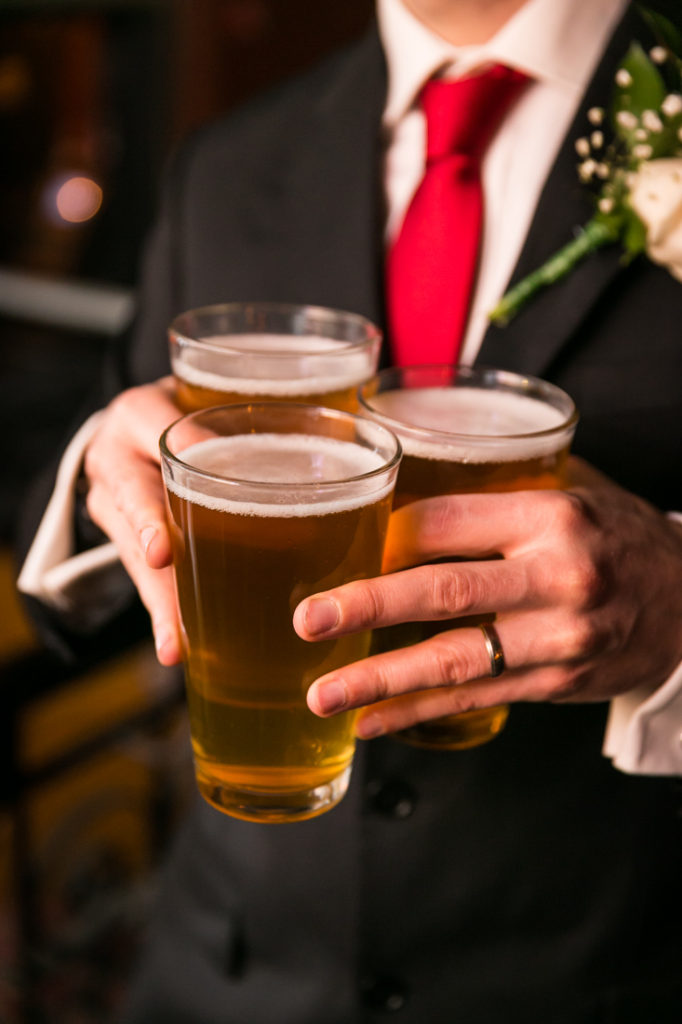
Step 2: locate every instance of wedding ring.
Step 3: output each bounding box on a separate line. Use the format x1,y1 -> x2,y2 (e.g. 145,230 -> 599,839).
480,623 -> 505,678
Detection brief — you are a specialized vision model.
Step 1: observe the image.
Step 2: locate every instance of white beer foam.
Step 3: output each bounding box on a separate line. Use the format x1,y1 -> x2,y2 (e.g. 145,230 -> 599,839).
164,434 -> 393,517
370,387 -> 570,462
173,333 -> 371,396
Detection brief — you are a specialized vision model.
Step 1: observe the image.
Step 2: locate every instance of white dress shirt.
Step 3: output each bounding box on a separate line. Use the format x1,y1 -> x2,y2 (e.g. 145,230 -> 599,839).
18,0 -> 682,775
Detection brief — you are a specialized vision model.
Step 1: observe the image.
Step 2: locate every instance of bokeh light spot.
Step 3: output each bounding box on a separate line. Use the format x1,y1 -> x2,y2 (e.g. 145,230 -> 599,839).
54,175 -> 103,223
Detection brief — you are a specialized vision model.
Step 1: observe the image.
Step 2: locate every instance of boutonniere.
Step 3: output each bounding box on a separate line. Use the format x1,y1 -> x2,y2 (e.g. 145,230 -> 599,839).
489,9 -> 682,326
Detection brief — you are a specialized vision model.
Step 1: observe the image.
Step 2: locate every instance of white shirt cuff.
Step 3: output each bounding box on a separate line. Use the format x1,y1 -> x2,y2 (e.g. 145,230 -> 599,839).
17,411 -> 133,630
603,664 -> 682,775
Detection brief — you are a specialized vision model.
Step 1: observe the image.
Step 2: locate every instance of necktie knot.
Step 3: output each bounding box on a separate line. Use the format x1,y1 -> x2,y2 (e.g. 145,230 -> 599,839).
422,64 -> 528,164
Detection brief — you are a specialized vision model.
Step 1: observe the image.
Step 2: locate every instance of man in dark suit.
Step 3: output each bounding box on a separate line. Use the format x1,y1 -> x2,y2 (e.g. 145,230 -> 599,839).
17,0 -> 682,1020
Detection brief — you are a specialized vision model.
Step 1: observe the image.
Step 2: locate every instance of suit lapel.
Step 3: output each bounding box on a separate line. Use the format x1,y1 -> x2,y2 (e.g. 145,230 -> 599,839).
478,3 -> 646,376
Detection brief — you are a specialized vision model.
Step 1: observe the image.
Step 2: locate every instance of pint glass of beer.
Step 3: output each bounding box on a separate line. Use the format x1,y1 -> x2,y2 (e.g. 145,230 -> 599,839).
160,403 -> 401,822
170,302 -> 382,413
359,365 -> 578,751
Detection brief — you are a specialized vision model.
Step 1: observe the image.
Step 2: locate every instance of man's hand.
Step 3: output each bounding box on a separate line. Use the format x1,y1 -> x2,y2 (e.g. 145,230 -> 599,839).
294,459 -> 682,738
83,378 -> 182,665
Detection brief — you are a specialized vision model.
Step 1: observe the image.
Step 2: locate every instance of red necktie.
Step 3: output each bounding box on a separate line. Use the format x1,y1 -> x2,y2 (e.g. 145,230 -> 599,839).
387,64 -> 528,367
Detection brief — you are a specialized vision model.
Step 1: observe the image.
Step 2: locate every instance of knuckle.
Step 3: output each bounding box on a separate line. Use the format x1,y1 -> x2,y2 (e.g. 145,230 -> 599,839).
560,614 -> 606,661
419,496 -> 464,543
349,661 -> 392,706
106,389 -> 133,422
351,579 -> 386,627
440,687 -> 478,716
428,566 -> 481,618
84,485 -> 102,524
550,665 -> 588,701
371,667 -> 393,703
111,473 -> 155,533
550,490 -> 592,535
429,637 -> 479,687
82,441 -> 103,484
107,383 -> 155,433
109,473 -> 132,517
109,385 -> 142,417
561,552 -> 606,611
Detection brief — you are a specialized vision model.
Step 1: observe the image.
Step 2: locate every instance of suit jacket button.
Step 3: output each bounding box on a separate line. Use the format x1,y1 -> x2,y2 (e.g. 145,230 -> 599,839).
365,778 -> 416,818
361,974 -> 409,1012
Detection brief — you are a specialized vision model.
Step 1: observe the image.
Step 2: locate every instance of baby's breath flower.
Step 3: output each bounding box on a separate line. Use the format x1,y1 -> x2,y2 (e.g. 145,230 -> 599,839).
588,107 -> 604,125
590,131 -> 604,148
615,68 -> 633,87
575,137 -> 590,157
642,110 -> 664,133
662,94 -> 682,118
633,143 -> 654,160
616,110 -> 638,130
595,163 -> 610,179
598,197 -> 615,213
650,46 -> 668,64
635,128 -> 648,141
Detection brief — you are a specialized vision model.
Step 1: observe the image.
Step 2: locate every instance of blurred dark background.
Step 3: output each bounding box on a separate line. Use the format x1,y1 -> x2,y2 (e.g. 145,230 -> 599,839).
1,0 -> 373,539
0,2 -> 372,1021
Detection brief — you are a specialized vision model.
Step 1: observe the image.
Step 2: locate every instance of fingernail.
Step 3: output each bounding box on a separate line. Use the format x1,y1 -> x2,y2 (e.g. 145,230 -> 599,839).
154,625 -> 174,660
313,678 -> 347,715
141,526 -> 157,556
355,713 -> 385,740
302,597 -> 339,636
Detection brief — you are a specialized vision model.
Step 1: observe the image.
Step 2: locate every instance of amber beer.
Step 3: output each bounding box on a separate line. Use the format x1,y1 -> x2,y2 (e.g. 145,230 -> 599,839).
160,404 -> 400,823
170,302 -> 382,413
359,365 -> 578,751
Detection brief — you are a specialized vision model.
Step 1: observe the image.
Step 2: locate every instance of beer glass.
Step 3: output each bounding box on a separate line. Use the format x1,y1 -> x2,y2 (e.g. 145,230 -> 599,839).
359,365 -> 578,751
160,403 -> 401,822
170,301 -> 382,413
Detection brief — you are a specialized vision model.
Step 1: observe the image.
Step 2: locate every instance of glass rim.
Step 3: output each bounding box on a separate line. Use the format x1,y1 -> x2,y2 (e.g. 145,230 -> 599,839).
169,301 -> 383,358
358,363 -> 579,445
159,401 -> 403,492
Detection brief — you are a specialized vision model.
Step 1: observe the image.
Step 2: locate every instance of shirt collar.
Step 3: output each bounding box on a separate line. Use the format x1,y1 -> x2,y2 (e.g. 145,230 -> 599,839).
377,0 -> 630,125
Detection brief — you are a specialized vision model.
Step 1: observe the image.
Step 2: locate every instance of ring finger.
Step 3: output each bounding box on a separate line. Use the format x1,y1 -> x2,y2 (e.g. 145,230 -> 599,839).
306,608 -> 588,718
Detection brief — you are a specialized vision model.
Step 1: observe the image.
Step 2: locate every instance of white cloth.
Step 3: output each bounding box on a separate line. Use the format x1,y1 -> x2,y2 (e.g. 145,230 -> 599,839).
16,412 -> 134,631
17,0 -> 682,774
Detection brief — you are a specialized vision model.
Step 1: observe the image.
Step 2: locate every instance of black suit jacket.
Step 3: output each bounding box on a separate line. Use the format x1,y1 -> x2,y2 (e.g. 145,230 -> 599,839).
23,4 -> 682,1022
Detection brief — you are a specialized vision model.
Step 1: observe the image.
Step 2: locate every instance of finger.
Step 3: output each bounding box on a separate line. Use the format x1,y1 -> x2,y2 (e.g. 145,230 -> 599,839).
85,381 -> 181,567
353,663 -> 576,739
87,457 -> 172,569
133,560 -> 181,666
293,556 -> 539,639
89,486 -> 182,665
306,627 -> 491,717
306,608 -> 608,719
382,489 -> 572,571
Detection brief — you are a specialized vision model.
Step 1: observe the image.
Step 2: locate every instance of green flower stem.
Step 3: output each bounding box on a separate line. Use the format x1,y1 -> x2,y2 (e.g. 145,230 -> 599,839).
489,217 -> 620,325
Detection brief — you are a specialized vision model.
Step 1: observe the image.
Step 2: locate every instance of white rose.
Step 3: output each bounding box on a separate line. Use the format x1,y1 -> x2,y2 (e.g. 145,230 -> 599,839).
629,158 -> 682,281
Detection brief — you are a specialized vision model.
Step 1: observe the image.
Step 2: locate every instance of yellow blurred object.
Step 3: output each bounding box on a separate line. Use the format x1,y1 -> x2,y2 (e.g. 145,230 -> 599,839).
0,549 -> 36,661
0,547 -> 192,1022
